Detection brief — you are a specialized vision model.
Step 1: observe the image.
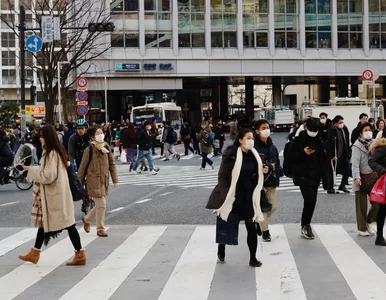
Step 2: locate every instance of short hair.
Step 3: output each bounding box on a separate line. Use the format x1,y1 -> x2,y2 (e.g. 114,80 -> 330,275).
305,118 -> 321,132
359,113 -> 368,120
165,121 -> 171,126
359,122 -> 373,134
66,122 -> 73,130
202,121 -> 208,127
87,126 -> 102,138
253,119 -> 270,131
144,121 -> 151,127
369,118 -> 375,123
332,115 -> 344,124
319,112 -> 328,118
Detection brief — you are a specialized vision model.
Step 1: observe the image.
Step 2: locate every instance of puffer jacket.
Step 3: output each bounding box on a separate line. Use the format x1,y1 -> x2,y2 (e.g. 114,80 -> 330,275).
351,139 -> 373,192
369,138 -> 386,176
197,126 -> 213,154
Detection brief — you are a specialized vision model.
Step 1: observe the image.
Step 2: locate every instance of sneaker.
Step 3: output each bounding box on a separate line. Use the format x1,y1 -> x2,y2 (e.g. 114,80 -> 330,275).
199,167 -> 205,170
177,154 -> 181,161
262,230 -> 271,242
249,258 -> 263,267
367,224 -> 376,236
211,164 -> 215,170
358,230 -> 370,237
301,225 -> 315,240
130,170 -> 140,175
163,158 -> 170,161
154,167 -> 160,172
149,170 -> 158,175
338,187 -> 350,193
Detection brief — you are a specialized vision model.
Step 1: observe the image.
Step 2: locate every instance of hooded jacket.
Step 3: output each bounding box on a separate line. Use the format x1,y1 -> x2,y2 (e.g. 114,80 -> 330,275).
197,126 -> 213,154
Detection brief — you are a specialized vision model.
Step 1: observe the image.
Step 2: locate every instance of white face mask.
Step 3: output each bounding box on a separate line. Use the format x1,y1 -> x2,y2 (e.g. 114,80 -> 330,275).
95,134 -> 104,143
244,139 -> 254,150
338,123 -> 344,129
363,131 -> 373,140
260,129 -> 271,138
307,130 -> 318,138
320,118 -> 327,124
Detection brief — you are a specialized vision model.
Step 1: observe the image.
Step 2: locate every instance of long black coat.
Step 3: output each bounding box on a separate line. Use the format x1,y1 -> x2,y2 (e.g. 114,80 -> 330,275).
285,131 -> 330,188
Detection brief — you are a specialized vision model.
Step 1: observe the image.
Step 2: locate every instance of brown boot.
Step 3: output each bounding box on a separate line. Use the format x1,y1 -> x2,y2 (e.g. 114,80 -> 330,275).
97,230 -> 108,237
82,217 -> 90,233
18,247 -> 40,264
66,249 -> 86,266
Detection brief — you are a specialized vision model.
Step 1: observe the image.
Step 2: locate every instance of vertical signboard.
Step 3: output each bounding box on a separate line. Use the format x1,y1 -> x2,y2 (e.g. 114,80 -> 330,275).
53,17 -> 61,41
41,16 -> 53,43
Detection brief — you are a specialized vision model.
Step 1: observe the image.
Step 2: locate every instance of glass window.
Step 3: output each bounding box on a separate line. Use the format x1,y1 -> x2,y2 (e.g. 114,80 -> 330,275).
274,0 -> 298,48
1,32 -> 15,47
2,69 -> 16,85
1,14 -> 14,29
1,51 -> 16,66
0,0 -> 14,10
145,0 -> 172,47
305,1 -> 331,48
243,0 -> 269,48
178,0 -> 205,47
337,0 -> 362,48
369,0 -> 386,48
211,0 -> 237,48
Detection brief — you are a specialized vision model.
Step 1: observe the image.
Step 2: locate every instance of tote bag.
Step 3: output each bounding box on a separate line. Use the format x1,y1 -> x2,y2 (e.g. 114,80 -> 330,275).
215,213 -> 239,245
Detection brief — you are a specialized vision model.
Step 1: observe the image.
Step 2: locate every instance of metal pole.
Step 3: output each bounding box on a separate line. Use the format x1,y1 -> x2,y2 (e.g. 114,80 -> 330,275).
57,61 -> 62,124
19,5 -> 26,140
104,76 -> 108,123
373,83 -> 376,120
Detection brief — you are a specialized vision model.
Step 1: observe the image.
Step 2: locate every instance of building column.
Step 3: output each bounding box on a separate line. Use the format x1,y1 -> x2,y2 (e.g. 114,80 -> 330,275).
337,77 -> 349,97
245,77 -> 254,125
237,0 -> 243,56
205,0 -> 211,56
139,0 -> 145,56
268,0 -> 275,56
219,77 -> 228,119
211,78 -> 219,120
331,0 -> 338,57
363,0 -> 369,57
318,77 -> 330,103
351,76 -> 359,97
299,0 -> 306,56
272,77 -> 281,106
172,0 -> 178,56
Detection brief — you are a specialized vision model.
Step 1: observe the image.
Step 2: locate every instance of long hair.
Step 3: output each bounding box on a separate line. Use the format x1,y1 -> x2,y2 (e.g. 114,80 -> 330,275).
39,125 -> 68,168
233,128 -> 254,147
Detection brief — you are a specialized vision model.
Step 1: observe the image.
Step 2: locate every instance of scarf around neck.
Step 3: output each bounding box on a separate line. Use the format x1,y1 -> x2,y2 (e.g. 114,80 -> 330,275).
91,141 -> 109,154
358,136 -> 372,151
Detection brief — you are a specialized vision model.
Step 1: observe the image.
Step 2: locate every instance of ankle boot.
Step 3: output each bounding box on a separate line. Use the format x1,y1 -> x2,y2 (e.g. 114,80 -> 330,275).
217,244 -> 225,262
18,247 -> 41,264
375,236 -> 386,246
66,250 -> 86,266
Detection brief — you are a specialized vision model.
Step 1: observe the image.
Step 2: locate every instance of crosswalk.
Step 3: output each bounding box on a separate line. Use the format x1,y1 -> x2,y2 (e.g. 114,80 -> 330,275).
0,224 -> 385,300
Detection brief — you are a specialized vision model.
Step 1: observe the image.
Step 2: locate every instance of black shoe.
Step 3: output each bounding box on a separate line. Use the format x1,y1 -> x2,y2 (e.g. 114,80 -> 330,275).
327,189 -> 339,194
177,154 -> 181,161
249,258 -> 263,267
262,230 -> 271,242
255,223 -> 262,236
338,187 -> 350,193
301,225 -> 315,240
375,236 -> 386,246
217,244 -> 225,262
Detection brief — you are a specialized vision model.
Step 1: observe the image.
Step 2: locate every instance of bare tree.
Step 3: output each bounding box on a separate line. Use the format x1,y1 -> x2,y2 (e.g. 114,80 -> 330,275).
254,86 -> 272,107
1,0 -> 112,124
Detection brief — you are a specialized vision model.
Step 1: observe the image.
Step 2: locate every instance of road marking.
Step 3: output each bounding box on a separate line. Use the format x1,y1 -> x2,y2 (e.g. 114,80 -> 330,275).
159,192 -> 173,196
135,198 -> 152,204
0,201 -> 19,207
107,207 -> 124,213
0,228 -> 36,257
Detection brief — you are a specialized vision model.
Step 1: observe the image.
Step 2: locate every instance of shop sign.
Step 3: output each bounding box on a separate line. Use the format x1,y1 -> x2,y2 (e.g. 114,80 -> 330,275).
115,63 -> 141,72
143,63 -> 157,71
159,63 -> 173,70
26,106 -> 46,115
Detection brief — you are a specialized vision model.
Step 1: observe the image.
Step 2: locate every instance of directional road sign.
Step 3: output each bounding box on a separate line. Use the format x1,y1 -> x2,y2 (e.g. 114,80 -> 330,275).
77,105 -> 89,116
26,35 -> 42,53
362,70 -> 373,81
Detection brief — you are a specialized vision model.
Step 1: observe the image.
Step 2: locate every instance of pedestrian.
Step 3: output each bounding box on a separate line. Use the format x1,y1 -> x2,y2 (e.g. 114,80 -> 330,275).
229,119 -> 238,141
351,113 -> 369,145
181,122 -> 194,155
162,122 -> 180,161
253,120 -> 283,242
319,112 -> 332,144
77,126 -> 118,237
191,124 -> 201,155
374,119 -> 385,139
0,129 -> 14,183
206,128 -> 268,266
285,118 -> 330,240
150,118 -> 158,155
18,125 -> 86,265
63,122 -> 76,153
197,121 -> 215,170
122,123 -> 137,172
351,122 -> 379,236
214,120 -> 225,156
68,119 -> 90,169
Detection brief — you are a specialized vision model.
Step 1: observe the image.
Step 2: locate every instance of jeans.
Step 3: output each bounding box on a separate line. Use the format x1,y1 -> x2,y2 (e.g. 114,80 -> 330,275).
133,150 -> 154,171
299,185 -> 319,226
164,143 -> 177,159
201,152 -> 213,168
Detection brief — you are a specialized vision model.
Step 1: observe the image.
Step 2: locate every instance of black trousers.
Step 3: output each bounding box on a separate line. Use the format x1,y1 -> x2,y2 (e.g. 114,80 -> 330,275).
299,185 -> 319,227
34,224 -> 82,250
184,140 -> 194,155
377,204 -> 386,238
201,152 -> 213,168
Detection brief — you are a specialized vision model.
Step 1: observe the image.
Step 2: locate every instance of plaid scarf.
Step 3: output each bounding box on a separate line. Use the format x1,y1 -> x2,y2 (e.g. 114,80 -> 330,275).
30,182 -> 43,228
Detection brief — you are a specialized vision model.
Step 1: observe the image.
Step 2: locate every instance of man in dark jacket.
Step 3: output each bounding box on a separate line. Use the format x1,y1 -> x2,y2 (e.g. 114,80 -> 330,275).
319,112 -> 332,145
64,122 -> 76,152
326,115 -> 351,193
351,113 -> 369,145
68,122 -> 90,168
213,120 -> 225,156
0,129 -> 14,183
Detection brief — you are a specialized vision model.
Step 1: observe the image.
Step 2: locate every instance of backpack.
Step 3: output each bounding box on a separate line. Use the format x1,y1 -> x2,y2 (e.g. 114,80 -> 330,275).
167,128 -> 177,143
202,131 -> 215,147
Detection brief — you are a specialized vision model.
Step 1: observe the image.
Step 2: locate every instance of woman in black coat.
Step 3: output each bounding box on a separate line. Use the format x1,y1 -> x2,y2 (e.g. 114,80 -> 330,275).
206,129 -> 268,267
285,118 -> 330,240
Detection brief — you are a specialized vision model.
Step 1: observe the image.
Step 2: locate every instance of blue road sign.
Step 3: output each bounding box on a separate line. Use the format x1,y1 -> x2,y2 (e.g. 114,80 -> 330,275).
26,35 -> 42,53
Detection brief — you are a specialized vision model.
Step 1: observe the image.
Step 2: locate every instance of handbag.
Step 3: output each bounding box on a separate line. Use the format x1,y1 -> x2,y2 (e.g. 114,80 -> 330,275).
120,149 -> 127,163
360,172 -> 378,192
369,174 -> 386,204
67,164 -> 86,202
216,213 -> 239,245
260,188 -> 272,213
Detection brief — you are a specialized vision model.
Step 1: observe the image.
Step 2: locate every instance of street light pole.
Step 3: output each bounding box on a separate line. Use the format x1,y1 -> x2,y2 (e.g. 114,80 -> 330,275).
19,5 -> 26,140
57,61 -> 69,124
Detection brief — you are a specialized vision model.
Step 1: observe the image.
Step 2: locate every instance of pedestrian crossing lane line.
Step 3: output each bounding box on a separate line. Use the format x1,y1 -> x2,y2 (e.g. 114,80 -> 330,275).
59,226 -> 167,300
157,226 -> 217,300
256,225 -> 306,300
0,227 -> 102,300
314,225 -> 386,299
0,228 -> 36,257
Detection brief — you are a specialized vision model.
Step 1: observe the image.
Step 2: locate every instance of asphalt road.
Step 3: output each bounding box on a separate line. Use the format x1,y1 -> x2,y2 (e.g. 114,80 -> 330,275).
0,132 -> 356,227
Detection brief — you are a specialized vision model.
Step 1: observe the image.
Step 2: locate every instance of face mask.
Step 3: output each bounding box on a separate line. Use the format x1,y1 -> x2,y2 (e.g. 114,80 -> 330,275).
363,131 -> 373,140
95,134 -> 104,143
260,129 -> 270,138
320,119 -> 326,124
244,139 -> 254,150
338,124 -> 344,129
307,130 -> 318,138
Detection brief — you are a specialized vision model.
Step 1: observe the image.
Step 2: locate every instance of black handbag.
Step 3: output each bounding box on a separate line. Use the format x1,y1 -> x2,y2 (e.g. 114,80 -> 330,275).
67,164 -> 86,202
216,213 -> 239,245
260,189 -> 272,213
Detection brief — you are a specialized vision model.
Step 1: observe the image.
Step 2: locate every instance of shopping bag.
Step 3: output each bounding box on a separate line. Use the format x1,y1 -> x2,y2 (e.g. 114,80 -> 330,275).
113,146 -> 120,157
215,213 -> 239,245
369,174 -> 386,204
120,149 -> 127,163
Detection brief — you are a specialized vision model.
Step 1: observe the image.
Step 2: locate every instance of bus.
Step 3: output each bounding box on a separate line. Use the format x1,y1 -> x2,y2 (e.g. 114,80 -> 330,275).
130,102 -> 183,142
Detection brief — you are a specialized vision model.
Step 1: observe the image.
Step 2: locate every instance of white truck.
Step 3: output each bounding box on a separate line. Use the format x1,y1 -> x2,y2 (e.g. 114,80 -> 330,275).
266,109 -> 294,132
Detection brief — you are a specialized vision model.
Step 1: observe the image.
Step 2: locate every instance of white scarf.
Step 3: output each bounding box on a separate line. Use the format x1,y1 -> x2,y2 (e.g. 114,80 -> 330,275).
215,147 -> 264,223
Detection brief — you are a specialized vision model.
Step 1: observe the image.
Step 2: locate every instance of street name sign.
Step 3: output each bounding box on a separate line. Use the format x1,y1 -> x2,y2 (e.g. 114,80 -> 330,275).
41,16 -> 53,43
26,35 -> 42,53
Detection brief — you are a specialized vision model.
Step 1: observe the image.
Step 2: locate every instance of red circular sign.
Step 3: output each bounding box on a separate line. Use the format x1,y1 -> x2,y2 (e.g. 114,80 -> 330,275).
78,91 -> 88,101
77,105 -> 89,116
77,77 -> 88,88
362,70 -> 373,81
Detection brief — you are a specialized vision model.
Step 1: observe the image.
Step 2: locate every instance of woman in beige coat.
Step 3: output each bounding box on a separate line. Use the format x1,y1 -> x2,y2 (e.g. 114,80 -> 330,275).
18,125 -> 85,265
78,126 -> 118,237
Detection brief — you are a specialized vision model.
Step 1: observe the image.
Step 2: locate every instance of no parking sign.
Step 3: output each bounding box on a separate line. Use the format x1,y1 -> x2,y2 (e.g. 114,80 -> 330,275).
77,77 -> 88,91
77,105 -> 89,116
362,70 -> 373,81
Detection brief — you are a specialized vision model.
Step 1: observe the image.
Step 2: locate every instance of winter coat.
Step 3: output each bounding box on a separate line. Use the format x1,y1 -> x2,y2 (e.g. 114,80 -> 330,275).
319,120 -> 332,144
135,126 -> 152,150
122,127 -> 137,149
229,122 -> 238,140
351,122 -> 362,145
63,129 -> 76,152
0,136 -> 14,166
77,143 -> 118,198
326,126 -> 350,159
351,140 -> 374,192
197,126 -> 213,154
214,125 -> 225,141
285,131 -> 330,188
254,136 -> 283,187
27,150 -> 75,233
369,138 -> 386,176
181,127 -> 191,141
68,132 -> 91,166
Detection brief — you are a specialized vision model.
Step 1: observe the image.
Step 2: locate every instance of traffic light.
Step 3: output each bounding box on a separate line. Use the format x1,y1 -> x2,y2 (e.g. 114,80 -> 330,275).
30,85 -> 36,102
88,22 -> 115,32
